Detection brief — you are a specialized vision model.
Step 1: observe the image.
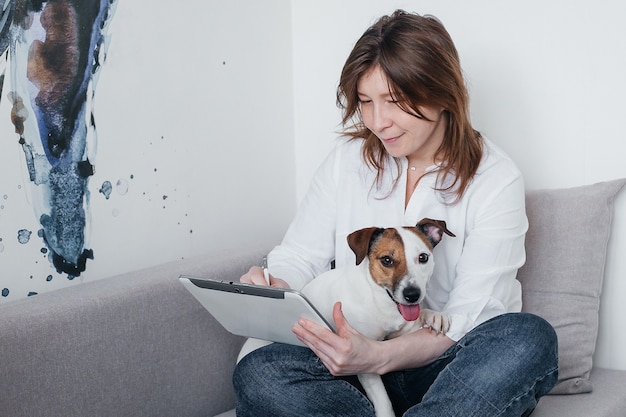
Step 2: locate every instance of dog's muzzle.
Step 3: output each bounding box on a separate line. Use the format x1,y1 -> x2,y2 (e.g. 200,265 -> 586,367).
386,287 -> 422,322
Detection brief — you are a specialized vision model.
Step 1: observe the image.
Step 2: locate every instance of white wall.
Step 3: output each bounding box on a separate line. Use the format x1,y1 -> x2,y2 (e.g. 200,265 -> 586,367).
2,0 -> 624,371
0,0 -> 295,299
291,1 -> 626,369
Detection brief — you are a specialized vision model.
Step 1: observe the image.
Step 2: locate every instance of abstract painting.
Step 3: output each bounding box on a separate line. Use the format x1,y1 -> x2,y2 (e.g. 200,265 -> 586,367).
1,0 -> 117,277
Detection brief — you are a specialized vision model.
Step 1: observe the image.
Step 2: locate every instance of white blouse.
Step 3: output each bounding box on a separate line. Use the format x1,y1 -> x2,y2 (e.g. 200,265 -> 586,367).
268,138 -> 527,341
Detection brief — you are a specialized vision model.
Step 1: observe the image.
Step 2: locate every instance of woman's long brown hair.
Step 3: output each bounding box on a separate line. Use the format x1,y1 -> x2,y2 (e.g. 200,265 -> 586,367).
337,10 -> 483,202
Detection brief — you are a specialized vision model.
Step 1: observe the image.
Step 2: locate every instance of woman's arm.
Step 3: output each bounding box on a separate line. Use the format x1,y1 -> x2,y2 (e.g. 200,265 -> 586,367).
239,144 -> 345,289
265,146 -> 345,290
293,302 -> 455,376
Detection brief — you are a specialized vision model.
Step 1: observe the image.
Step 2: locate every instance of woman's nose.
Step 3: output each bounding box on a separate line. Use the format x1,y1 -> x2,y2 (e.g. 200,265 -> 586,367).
369,103 -> 393,132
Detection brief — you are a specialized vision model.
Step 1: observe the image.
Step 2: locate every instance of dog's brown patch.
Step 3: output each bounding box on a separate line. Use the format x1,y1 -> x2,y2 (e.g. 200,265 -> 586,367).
366,229 -> 408,289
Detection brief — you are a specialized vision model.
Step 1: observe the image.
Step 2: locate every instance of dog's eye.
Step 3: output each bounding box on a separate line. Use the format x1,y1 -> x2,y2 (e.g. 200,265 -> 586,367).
380,256 -> 394,268
418,253 -> 429,264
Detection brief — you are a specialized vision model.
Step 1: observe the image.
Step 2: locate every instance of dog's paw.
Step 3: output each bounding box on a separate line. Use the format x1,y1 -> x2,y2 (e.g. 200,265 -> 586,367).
419,309 -> 450,334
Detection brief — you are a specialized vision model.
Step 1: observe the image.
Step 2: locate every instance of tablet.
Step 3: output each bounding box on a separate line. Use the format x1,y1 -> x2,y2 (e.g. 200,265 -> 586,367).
179,276 -> 334,347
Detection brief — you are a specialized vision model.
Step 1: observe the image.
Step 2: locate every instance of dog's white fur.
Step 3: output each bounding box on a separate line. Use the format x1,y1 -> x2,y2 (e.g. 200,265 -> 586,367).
301,219 -> 454,417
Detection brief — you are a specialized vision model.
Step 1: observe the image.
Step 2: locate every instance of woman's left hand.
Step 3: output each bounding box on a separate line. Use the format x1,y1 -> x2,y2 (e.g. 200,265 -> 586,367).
292,301 -> 384,376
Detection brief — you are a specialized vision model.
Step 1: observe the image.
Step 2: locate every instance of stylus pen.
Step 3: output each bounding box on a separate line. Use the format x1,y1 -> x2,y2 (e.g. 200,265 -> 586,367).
262,256 -> 270,286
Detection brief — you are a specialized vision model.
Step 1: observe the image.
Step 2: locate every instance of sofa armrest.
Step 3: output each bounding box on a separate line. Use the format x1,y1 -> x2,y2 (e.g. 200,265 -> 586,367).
0,245 -> 270,417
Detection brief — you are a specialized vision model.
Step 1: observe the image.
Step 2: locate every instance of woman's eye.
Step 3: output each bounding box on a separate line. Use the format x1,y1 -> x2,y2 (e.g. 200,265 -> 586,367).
380,256 -> 394,268
418,253 -> 429,264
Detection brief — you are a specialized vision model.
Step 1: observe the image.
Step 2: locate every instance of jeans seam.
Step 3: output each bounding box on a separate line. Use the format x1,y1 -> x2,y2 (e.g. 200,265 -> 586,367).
496,364 -> 559,417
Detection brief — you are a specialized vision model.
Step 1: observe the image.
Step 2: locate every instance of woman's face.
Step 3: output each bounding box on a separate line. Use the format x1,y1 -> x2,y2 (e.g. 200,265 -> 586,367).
357,66 -> 446,165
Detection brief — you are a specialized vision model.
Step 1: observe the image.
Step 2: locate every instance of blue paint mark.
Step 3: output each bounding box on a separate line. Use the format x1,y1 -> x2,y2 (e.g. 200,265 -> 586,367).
17,229 -> 32,244
116,179 -> 128,195
0,0 -> 118,277
39,164 -> 94,275
99,180 -> 112,199
1,288 -> 8,297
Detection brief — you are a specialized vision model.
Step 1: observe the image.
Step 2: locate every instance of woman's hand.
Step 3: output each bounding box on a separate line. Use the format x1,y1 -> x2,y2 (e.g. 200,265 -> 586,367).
293,302 -> 385,376
293,301 -> 456,376
240,266 -> 290,288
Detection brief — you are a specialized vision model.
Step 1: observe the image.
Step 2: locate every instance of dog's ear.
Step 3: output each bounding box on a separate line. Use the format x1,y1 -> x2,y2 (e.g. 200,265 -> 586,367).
416,218 -> 456,248
347,227 -> 384,265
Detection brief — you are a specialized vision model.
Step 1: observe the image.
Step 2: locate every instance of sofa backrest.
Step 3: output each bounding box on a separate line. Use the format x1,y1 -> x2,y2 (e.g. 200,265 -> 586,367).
0,245 -> 269,417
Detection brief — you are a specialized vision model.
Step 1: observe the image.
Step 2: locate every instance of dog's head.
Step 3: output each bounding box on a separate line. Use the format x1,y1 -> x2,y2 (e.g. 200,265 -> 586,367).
347,218 -> 455,321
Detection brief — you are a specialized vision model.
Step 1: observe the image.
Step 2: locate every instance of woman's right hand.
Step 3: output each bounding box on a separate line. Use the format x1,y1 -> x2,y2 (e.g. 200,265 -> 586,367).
240,266 -> 290,288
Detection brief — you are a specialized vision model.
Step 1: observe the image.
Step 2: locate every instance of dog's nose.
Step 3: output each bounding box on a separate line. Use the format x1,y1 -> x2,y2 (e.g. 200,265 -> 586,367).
403,287 -> 421,303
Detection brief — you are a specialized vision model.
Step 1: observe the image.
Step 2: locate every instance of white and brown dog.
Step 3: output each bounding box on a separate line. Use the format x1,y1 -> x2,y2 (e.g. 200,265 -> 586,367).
301,218 -> 455,417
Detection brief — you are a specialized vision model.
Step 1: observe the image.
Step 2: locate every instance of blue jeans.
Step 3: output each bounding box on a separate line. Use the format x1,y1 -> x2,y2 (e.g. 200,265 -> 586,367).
233,312 -> 558,417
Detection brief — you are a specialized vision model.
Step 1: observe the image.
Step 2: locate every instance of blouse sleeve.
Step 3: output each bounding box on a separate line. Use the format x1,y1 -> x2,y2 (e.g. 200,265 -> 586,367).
266,145 -> 341,290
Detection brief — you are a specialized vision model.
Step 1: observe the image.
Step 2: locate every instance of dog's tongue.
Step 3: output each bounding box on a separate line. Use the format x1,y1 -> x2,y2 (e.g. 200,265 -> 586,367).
398,304 -> 421,321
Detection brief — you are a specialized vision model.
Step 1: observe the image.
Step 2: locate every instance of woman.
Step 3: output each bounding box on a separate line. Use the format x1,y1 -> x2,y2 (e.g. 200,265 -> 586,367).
234,10 -> 558,417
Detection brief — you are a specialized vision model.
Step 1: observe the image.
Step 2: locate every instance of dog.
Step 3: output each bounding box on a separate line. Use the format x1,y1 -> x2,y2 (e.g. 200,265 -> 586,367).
301,218 -> 455,417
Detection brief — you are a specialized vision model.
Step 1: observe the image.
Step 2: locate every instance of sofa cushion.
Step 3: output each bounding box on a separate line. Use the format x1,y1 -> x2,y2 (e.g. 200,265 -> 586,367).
531,367 -> 626,416
214,410 -> 236,417
517,179 -> 626,394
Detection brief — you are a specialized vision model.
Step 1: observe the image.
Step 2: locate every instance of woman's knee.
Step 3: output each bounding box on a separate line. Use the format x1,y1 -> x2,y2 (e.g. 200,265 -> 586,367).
460,313 -> 558,381
233,344 -> 293,412
233,343 -> 284,390
508,312 -> 558,363
233,342 -> 322,392
232,348 -> 262,396
441,313 -> 558,412
478,312 -> 559,388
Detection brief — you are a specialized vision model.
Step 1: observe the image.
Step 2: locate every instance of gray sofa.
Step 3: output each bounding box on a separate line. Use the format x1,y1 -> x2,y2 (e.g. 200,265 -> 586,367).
2,179 -> 626,417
